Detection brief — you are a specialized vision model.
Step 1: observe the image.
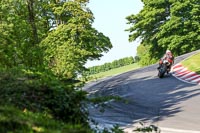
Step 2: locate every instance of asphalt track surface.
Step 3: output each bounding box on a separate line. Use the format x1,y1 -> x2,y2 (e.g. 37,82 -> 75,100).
84,50 -> 200,133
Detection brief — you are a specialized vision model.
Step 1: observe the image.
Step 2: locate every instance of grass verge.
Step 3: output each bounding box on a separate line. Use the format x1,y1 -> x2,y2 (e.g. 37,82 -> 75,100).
87,63 -> 140,81
181,52 -> 200,74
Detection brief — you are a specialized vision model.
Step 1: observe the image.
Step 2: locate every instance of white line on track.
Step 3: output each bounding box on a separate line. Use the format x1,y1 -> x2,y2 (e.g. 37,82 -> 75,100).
160,127 -> 200,133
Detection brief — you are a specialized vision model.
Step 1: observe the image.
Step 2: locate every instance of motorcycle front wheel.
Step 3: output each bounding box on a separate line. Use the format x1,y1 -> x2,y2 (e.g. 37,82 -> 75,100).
158,65 -> 167,78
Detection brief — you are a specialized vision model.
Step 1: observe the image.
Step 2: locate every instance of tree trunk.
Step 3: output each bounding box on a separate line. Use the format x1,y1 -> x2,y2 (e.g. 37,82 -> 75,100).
27,0 -> 38,45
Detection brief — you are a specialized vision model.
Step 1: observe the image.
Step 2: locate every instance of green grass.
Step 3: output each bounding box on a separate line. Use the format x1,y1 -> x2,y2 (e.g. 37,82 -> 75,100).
181,52 -> 200,74
87,63 -> 140,81
0,105 -> 92,133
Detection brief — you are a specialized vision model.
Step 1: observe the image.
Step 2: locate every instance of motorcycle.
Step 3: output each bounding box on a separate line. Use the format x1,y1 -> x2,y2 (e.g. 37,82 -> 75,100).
157,59 -> 172,78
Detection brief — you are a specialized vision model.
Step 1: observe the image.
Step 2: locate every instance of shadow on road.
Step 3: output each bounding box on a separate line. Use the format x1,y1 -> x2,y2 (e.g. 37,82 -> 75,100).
85,66 -> 200,130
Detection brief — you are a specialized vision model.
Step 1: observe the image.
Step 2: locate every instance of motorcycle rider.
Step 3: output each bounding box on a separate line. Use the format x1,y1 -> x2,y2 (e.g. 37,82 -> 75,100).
157,50 -> 174,72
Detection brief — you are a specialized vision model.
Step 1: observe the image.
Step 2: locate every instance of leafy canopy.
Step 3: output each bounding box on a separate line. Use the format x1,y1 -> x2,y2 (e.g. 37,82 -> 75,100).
126,0 -> 200,65
40,0 -> 112,78
0,0 -> 112,79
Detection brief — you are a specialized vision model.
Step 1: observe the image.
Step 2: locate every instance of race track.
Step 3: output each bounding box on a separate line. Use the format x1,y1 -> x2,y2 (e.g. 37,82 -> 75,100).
84,50 -> 200,133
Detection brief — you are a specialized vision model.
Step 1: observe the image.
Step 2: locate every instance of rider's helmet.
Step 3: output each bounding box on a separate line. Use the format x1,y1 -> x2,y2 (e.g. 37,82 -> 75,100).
166,50 -> 171,54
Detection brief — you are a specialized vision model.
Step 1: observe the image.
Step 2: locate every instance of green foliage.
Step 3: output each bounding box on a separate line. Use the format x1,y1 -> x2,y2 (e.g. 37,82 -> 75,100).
39,0 -> 112,79
102,125 -> 124,133
0,0 -> 112,78
0,105 -> 93,133
41,23 -> 111,79
0,67 -> 88,124
82,63 -> 140,82
0,0 -> 47,68
85,56 -> 135,75
156,0 -> 200,55
134,122 -> 160,133
0,0 -> 113,132
126,0 -> 200,64
136,44 -> 157,66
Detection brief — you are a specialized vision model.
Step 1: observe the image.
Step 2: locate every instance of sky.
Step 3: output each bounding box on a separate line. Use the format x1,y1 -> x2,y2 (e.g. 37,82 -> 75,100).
85,0 -> 143,67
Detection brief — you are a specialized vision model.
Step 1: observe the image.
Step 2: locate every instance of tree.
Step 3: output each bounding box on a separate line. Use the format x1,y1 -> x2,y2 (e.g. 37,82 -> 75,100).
126,0 -> 200,65
136,43 -> 157,66
40,0 -> 112,78
0,0 -> 50,68
0,0 -> 112,78
0,1 -> 113,130
156,0 -> 200,55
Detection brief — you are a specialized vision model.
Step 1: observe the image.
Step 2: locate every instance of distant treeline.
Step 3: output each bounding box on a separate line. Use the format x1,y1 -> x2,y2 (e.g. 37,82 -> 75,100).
86,56 -> 137,75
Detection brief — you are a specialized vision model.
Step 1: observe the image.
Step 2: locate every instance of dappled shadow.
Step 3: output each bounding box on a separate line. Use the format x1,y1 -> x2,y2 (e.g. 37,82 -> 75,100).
85,64 -> 200,130
0,106 -> 30,132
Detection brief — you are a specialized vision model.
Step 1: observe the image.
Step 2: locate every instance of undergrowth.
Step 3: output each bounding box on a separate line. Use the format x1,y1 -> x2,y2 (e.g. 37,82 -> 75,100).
0,67 -> 92,132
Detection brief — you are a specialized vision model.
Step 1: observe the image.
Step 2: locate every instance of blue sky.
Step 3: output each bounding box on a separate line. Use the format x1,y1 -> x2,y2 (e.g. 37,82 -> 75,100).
86,0 -> 143,67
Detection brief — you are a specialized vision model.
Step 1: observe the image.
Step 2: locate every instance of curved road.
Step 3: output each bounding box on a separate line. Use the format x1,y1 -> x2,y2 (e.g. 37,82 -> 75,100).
84,50 -> 200,133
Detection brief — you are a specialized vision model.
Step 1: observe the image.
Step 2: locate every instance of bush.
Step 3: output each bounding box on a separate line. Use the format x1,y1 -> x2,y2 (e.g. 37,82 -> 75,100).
0,67 -> 88,124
